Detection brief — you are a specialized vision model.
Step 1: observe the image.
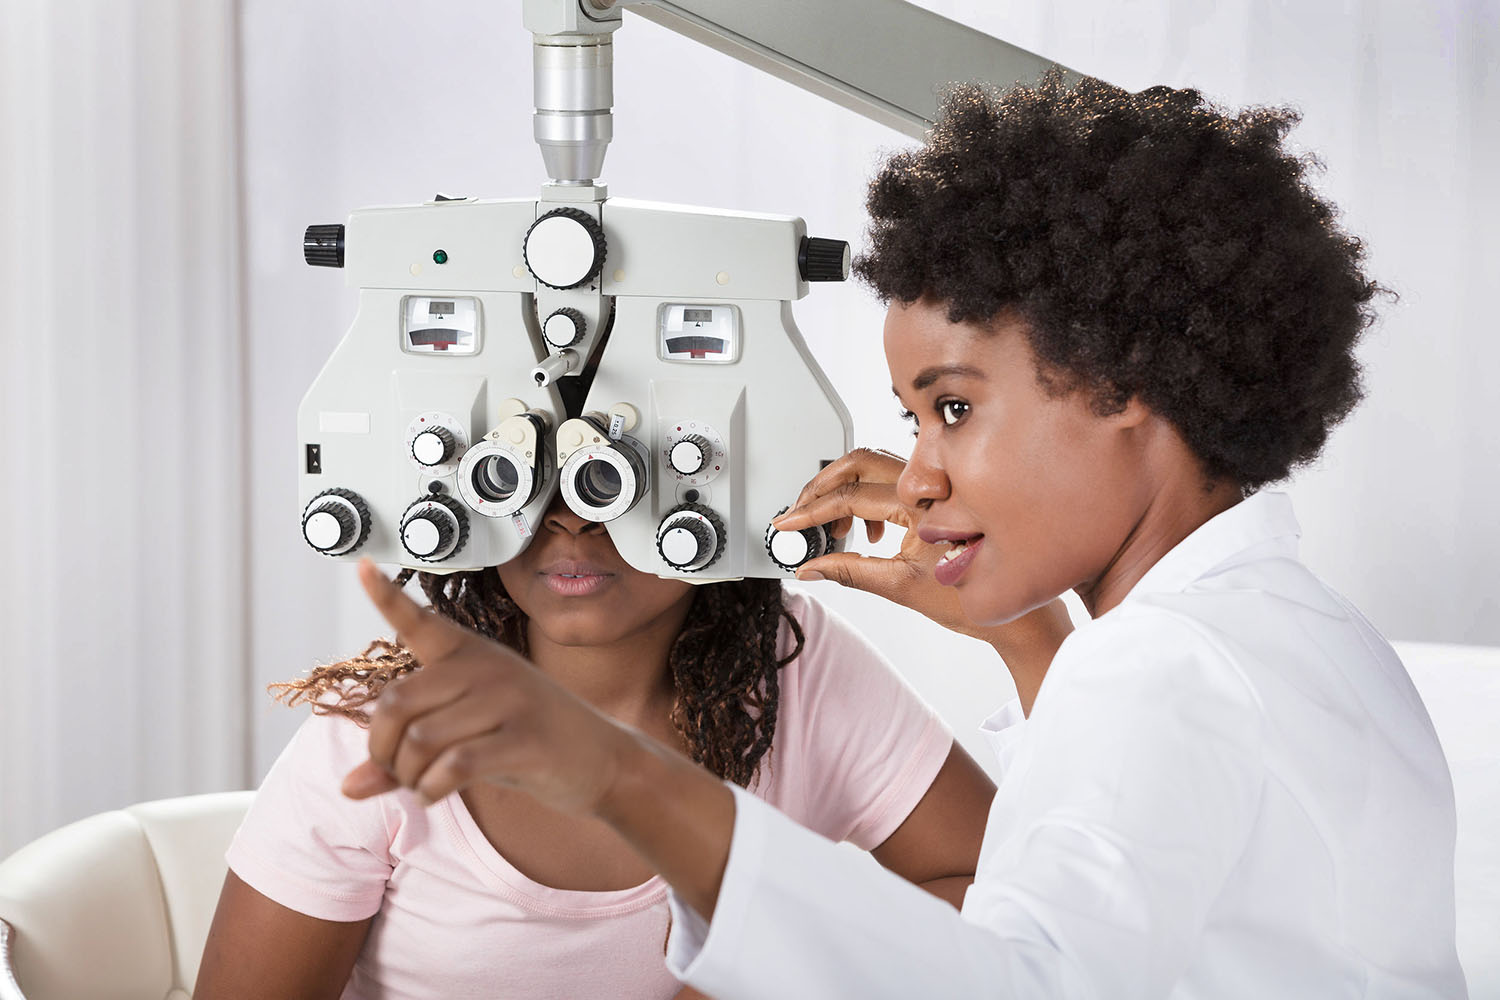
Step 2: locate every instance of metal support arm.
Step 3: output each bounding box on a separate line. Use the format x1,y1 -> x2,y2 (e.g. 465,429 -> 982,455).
610,0 -> 1070,140
524,0 -> 1073,183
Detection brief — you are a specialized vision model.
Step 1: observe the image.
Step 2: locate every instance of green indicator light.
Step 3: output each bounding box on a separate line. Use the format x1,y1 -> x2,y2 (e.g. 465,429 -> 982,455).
433,249 -> 449,264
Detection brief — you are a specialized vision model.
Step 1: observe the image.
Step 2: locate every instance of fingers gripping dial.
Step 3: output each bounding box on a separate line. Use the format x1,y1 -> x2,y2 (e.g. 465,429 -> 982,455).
302,488 -> 371,556
399,494 -> 469,562
523,208 -> 607,290
765,506 -> 833,572
656,503 -> 726,573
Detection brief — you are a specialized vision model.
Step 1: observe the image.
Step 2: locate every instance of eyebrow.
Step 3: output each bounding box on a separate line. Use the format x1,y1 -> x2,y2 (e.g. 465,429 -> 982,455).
906,364 -> 986,392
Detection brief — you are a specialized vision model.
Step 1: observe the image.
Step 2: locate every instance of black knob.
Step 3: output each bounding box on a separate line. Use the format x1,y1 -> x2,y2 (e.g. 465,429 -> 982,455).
399,494 -> 469,562
304,224 -> 345,268
798,236 -> 850,282
543,307 -> 586,348
411,426 -> 456,467
523,208 -> 607,290
765,506 -> 830,571
301,488 -> 370,556
655,502 -> 725,572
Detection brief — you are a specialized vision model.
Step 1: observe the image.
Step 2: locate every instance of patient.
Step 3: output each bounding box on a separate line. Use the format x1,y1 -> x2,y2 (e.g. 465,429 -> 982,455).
195,494 -> 1052,999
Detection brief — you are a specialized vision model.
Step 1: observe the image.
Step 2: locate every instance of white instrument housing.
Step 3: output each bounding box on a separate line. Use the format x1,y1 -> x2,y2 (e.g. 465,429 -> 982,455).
298,194 -> 852,579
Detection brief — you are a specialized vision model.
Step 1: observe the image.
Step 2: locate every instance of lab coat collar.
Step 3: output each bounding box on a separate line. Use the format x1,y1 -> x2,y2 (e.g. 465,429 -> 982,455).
1122,490 -> 1301,603
977,698 -> 1027,771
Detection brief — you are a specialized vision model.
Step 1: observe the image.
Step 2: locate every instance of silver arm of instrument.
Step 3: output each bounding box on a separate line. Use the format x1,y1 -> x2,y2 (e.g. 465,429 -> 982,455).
609,0 -> 1070,140
522,0 -> 1074,184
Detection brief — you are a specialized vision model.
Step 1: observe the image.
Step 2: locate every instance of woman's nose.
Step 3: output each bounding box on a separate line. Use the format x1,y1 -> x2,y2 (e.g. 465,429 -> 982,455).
896,434 -> 949,510
542,496 -> 605,536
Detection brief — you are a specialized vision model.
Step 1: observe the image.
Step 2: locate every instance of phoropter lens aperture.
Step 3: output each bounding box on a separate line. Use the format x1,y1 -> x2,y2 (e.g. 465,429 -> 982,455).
473,454 -> 521,503
576,458 -> 623,507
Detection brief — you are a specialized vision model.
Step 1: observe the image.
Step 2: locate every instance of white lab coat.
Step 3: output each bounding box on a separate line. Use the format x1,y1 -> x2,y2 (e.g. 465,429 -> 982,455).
666,492 -> 1468,999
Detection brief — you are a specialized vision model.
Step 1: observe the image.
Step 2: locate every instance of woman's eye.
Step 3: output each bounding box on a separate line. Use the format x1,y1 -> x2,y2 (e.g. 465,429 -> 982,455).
939,399 -> 969,426
898,408 -> 919,436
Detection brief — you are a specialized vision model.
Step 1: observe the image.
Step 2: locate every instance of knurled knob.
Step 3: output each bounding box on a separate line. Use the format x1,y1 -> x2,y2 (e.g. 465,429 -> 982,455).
544,307 -> 586,348
301,488 -> 370,556
304,224 -> 345,268
798,236 -> 851,282
668,434 -> 712,476
765,507 -> 830,571
411,426 -> 456,467
399,494 -> 469,562
523,207 -> 607,290
656,502 -> 725,572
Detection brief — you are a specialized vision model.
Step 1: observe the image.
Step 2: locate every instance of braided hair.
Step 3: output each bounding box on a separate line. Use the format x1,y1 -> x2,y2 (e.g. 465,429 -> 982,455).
271,569 -> 804,788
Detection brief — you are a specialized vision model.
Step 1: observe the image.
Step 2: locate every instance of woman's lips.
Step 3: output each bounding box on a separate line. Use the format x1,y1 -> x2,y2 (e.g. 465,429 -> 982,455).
538,560 -> 615,597
932,536 -> 984,587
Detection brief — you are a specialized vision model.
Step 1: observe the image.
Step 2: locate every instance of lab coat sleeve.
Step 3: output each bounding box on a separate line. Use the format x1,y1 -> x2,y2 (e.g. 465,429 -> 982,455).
666,608 -> 1266,1000
666,785 -> 1040,1000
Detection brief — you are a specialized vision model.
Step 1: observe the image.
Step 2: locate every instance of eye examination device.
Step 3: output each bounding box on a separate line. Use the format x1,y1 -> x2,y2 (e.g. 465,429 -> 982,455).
298,0 -> 1066,580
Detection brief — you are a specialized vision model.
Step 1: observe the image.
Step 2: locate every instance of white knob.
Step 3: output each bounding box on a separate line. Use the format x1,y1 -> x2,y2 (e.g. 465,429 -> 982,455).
412,427 -> 455,466
669,435 -> 710,475
402,516 -> 443,557
304,509 -> 347,551
769,529 -> 813,567
660,524 -> 705,567
544,308 -> 585,348
524,210 -> 604,289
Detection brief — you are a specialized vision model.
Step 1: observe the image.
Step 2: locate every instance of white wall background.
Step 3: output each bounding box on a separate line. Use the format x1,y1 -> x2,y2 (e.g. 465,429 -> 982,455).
2,0 -> 1496,857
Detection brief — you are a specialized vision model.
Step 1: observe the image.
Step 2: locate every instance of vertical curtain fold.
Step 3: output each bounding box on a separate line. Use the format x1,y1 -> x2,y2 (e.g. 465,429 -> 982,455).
0,0 -> 249,856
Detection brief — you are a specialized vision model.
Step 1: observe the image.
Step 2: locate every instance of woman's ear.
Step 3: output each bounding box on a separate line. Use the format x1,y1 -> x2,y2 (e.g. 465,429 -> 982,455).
1109,394 -> 1152,430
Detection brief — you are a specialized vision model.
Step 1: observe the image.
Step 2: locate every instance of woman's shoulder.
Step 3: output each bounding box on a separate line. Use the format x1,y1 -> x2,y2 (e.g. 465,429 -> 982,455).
776,586 -> 884,662
773,585 -> 936,717
273,699 -> 377,774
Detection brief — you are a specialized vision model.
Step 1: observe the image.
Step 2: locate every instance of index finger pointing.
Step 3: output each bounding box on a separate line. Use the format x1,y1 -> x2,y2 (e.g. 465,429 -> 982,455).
357,559 -> 466,664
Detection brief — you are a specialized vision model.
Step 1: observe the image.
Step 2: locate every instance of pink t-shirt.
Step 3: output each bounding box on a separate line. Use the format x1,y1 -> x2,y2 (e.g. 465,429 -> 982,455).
227,588 -> 952,1000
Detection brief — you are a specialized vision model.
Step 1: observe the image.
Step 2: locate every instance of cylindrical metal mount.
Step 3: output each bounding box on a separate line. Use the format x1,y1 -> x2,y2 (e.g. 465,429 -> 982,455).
531,349 -> 581,387
534,39 -> 614,184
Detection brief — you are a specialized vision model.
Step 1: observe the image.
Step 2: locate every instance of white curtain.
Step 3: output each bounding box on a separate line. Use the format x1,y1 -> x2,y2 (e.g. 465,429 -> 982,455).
0,0 -> 248,854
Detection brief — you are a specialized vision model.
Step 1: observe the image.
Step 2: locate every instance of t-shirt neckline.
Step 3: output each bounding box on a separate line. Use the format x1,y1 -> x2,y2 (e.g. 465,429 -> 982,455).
441,792 -> 668,918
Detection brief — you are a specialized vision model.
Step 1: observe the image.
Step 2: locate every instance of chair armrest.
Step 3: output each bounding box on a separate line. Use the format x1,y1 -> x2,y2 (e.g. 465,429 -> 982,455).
1,918 -> 29,1000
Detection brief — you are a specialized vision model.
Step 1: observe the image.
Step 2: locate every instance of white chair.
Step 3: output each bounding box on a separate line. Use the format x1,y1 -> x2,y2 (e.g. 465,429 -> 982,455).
0,790 -> 252,1000
1396,641 -> 1500,998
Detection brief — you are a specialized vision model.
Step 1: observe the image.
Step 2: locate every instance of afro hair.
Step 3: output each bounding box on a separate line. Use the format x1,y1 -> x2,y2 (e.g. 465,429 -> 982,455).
855,71 -> 1383,490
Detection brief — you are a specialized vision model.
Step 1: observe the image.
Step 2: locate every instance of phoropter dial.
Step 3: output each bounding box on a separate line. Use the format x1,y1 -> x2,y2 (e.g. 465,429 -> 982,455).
523,207 -> 606,290
404,412 -> 467,477
411,426 -> 456,467
557,416 -> 650,523
399,494 -> 469,562
543,307 -> 586,349
656,503 -> 726,573
301,488 -> 370,556
661,420 -> 726,487
765,506 -> 833,572
667,434 -> 711,476
457,411 -> 552,518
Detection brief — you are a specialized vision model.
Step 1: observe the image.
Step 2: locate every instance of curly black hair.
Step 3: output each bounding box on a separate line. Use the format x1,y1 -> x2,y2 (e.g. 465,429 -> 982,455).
856,71 -> 1383,489
272,570 -> 803,789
